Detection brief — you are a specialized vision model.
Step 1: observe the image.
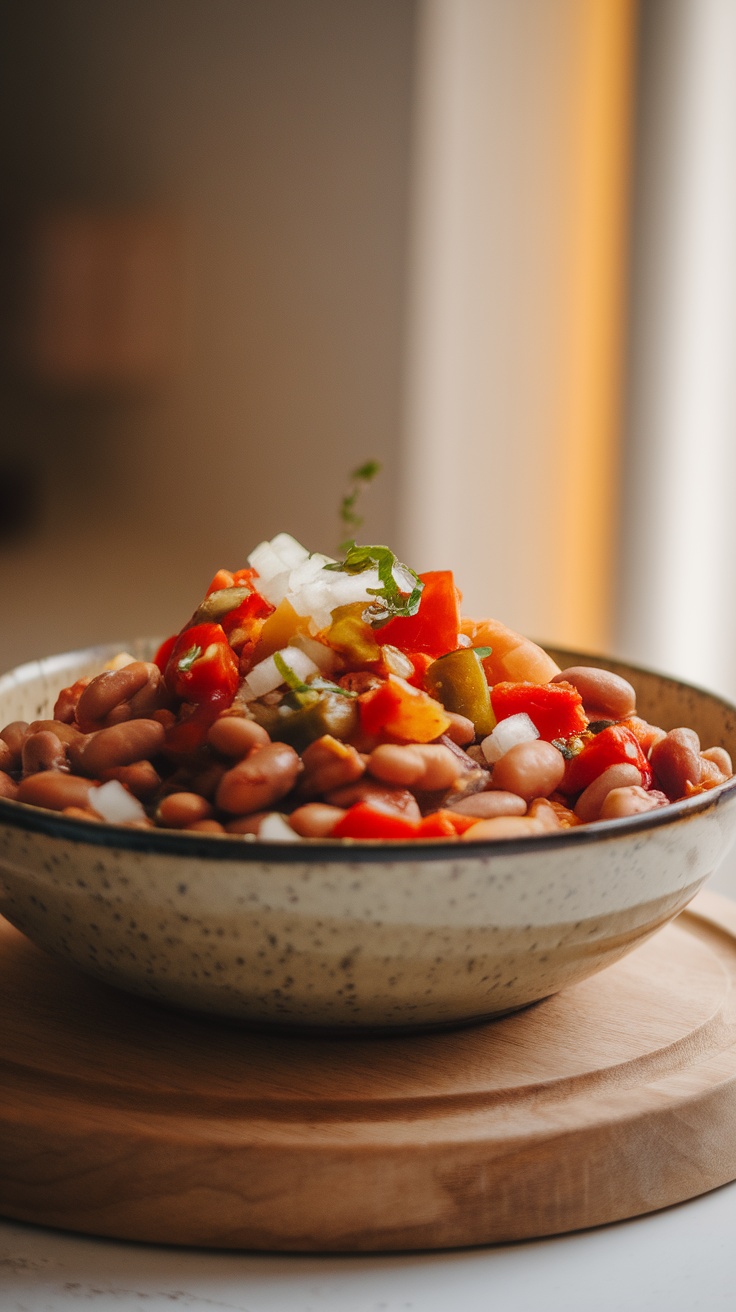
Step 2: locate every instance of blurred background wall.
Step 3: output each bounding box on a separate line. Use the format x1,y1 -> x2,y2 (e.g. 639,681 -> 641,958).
2,0 -> 736,709
0,0 -> 414,667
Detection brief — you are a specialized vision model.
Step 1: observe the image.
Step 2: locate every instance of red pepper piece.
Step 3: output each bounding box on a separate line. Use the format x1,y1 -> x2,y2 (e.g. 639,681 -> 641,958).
165,623 -> 239,705
375,571 -> 461,658
222,591 -> 275,643
153,634 -> 178,674
359,675 -> 451,742
163,695 -> 230,757
403,652 -> 435,690
491,680 -> 588,742
561,724 -> 652,796
331,803 -> 420,840
418,810 -> 478,837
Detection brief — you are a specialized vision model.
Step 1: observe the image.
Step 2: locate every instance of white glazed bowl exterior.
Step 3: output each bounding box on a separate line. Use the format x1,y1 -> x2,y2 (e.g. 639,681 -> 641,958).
1,642 -> 736,1029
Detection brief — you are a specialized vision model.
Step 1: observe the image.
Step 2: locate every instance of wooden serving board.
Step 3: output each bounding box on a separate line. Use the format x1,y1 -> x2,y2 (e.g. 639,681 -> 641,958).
2,891 -> 736,1251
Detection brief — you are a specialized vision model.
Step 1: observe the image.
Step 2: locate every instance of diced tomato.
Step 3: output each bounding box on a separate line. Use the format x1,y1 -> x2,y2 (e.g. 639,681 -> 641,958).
221,591 -> 275,652
560,724 -> 652,796
163,696 -> 229,757
359,675 -> 451,742
205,566 -> 257,595
165,623 -> 239,706
375,571 -> 461,658
153,634 -> 178,674
491,680 -> 588,742
418,810 -> 478,837
331,803 -> 420,840
206,568 -> 235,595
403,651 -> 435,690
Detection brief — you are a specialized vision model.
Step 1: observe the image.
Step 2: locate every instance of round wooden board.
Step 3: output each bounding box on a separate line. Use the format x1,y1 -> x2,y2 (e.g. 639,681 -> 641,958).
2,890 -> 736,1252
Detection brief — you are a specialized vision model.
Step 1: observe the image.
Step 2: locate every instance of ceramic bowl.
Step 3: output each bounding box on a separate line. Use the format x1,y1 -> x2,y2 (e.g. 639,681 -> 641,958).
1,641 -> 736,1030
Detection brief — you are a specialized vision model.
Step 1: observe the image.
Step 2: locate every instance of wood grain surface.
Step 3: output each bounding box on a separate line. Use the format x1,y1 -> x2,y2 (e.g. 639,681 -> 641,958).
2,891 -> 736,1251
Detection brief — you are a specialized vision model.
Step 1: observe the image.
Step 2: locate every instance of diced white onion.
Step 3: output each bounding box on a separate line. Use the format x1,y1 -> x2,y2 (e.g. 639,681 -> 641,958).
240,645 -> 321,700
268,533 -> 312,569
89,780 -> 147,825
456,633 -> 472,648
248,540 -> 288,583
258,813 -> 302,841
481,713 -> 539,764
289,632 -> 339,674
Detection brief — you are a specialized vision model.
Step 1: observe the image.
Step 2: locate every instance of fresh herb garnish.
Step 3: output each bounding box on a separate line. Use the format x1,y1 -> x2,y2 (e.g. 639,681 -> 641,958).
273,652 -> 356,699
177,644 -> 201,673
339,461 -> 381,554
472,646 -> 492,659
325,542 -> 424,629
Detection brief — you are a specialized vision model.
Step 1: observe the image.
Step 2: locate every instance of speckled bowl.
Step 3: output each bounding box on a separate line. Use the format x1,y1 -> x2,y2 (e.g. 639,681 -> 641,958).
1,641 -> 736,1030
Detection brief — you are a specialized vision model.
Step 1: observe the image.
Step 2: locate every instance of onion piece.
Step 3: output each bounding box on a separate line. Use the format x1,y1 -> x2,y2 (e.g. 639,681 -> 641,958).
89,780 -> 147,825
481,713 -> 539,764
289,632 -> 340,674
269,533 -> 312,570
258,813 -> 302,841
240,646 -> 321,700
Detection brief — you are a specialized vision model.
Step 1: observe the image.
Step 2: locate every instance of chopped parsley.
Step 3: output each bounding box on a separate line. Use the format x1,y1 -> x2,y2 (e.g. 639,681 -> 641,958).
339,460 -> 381,554
177,644 -> 201,673
325,542 -> 424,629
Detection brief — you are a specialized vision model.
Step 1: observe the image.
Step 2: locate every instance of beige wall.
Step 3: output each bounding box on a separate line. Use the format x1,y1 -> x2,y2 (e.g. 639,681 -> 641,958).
0,1 -> 415,669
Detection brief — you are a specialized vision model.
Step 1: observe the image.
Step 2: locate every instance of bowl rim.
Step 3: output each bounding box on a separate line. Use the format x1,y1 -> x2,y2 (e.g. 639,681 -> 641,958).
1,641 -> 736,865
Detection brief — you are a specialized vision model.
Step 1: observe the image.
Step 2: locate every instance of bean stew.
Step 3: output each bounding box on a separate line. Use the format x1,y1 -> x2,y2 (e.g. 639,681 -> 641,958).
1,535 -> 732,841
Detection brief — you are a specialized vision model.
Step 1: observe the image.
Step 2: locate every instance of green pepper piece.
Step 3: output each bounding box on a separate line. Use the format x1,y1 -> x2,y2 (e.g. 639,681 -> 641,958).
425,648 -> 495,737
191,585 -> 250,625
250,691 -> 359,753
324,603 -> 381,664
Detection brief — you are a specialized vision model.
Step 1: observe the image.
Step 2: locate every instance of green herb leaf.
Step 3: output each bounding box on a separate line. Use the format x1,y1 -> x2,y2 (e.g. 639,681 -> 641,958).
472,646 -> 492,659
338,460 -> 381,553
325,542 -> 424,629
177,644 -> 202,673
273,651 -> 357,699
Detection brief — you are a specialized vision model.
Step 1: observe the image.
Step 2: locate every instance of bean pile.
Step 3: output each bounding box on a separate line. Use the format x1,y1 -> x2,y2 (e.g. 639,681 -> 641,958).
0,535 -> 732,842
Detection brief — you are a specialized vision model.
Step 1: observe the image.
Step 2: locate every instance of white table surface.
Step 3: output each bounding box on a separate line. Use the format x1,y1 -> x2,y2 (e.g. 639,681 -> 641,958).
4,853 -> 736,1312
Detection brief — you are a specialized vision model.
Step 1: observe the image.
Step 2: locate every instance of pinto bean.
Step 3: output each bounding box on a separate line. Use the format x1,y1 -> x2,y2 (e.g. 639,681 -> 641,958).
22,731 -> 67,775
0,741 -> 14,774
156,792 -> 215,829
75,662 -> 158,733
53,677 -> 90,724
701,746 -> 733,777
461,815 -> 547,841
184,819 -> 225,834
0,721 -> 28,765
288,803 -> 344,837
599,785 -> 669,820
62,805 -> 100,822
574,763 -> 642,822
99,760 -> 162,800
324,778 -> 422,820
526,797 -> 564,831
207,715 -> 270,758
216,742 -> 301,815
225,811 -> 270,834
70,719 -> 166,778
367,743 -> 463,791
650,728 -> 703,800
17,772 -> 98,811
449,790 -> 527,819
552,666 -> 636,720
491,740 -> 565,801
0,770 -> 19,800
296,735 -> 365,799
27,719 -> 82,747
442,712 -> 476,746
